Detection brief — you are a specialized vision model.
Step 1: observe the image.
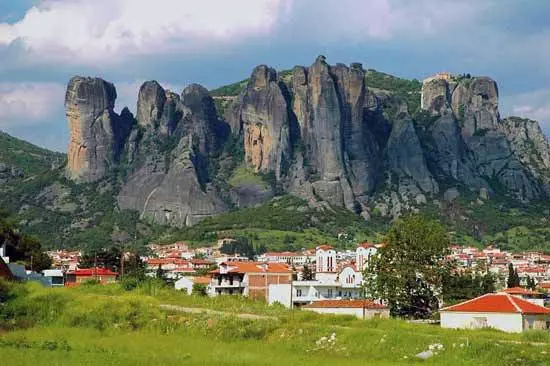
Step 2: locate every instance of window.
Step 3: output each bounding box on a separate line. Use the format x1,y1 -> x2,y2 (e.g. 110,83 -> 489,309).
327,289 -> 333,298
296,289 -> 303,297
527,318 -> 535,329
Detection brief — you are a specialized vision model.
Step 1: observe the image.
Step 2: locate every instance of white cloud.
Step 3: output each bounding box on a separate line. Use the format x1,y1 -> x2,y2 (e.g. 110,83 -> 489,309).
288,0 -> 485,42
0,82 -> 65,127
501,89 -> 550,131
0,0 -> 291,65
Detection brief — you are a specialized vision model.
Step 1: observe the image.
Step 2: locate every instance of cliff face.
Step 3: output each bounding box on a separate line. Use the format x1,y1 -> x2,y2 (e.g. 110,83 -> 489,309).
65,56 -> 550,225
65,77 -> 134,182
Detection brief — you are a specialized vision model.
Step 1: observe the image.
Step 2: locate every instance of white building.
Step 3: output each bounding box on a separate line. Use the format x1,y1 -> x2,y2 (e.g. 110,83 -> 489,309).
355,243 -> 379,272
174,276 -> 211,294
500,287 -> 545,307
42,269 -> 64,287
316,245 -> 336,273
258,251 -> 311,266
440,293 -> 550,333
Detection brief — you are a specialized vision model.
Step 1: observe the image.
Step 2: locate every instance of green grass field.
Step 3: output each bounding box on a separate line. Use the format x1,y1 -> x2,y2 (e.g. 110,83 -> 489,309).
1,281 -> 549,365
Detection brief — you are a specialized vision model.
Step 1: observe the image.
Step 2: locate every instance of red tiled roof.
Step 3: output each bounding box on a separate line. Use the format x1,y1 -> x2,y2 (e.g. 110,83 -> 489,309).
69,267 -> 117,276
190,259 -> 215,265
316,245 -> 334,251
501,287 -> 540,296
441,293 -> 550,314
537,282 -> 550,289
147,258 -> 189,266
211,262 -> 292,274
304,300 -> 388,309
193,276 -> 211,284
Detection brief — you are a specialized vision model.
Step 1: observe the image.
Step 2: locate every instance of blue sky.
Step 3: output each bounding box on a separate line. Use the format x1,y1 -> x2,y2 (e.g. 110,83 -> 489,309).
1,0 -> 550,151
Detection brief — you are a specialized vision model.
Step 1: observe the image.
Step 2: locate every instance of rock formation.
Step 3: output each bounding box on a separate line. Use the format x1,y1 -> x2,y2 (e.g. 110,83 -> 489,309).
65,56 -> 550,225
65,76 -> 134,182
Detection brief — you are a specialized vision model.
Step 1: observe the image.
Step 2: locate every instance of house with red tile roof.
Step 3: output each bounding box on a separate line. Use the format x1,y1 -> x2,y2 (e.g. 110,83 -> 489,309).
65,267 -> 117,286
210,261 -> 292,301
501,287 -> 545,306
440,293 -> 550,332
303,299 -> 389,319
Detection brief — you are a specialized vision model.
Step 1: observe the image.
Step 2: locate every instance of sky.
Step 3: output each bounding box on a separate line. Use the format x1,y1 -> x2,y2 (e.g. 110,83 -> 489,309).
1,0 -> 550,151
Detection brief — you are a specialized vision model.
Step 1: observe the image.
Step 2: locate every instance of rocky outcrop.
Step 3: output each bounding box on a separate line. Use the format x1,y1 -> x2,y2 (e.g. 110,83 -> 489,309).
502,117 -> 550,194
136,81 -> 166,128
117,81 -> 228,227
230,66 -> 291,180
65,56 -> 550,225
65,76 -> 134,182
420,75 -> 541,200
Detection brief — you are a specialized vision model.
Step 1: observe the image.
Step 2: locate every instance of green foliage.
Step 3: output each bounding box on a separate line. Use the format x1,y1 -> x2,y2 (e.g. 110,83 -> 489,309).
507,263 -> 521,288
1,282 -> 549,365
0,132 -> 65,176
365,69 -> 422,115
219,236 -> 258,259
364,215 -> 449,318
0,216 -> 51,272
209,79 -> 249,97
442,271 -> 496,304
301,265 -> 314,280
192,283 -> 208,296
228,164 -> 268,189
153,195 -> 375,250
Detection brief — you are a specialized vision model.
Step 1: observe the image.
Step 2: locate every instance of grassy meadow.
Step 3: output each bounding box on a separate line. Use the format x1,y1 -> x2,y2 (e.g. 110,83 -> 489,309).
1,280 -> 550,365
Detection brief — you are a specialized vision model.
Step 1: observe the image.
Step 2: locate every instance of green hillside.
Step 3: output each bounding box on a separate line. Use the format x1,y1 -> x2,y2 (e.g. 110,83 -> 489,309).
0,131 -> 65,176
1,281 -> 549,366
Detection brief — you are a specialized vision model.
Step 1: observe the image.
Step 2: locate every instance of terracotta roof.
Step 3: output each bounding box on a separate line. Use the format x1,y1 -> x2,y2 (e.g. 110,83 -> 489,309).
211,262 -> 292,274
316,245 -> 334,251
194,276 -> 211,284
501,287 -> 540,296
537,282 -> 550,289
190,259 -> 215,265
304,299 -> 388,309
147,258 -> 189,266
69,267 -> 117,276
441,293 -> 550,314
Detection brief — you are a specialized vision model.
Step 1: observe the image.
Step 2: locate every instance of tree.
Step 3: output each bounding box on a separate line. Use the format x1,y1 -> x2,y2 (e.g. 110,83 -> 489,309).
301,265 -> 314,281
363,215 -> 449,319
192,283 -> 208,296
156,264 -> 166,282
442,270 -> 496,303
507,263 -> 520,288
526,276 -> 537,290
0,217 -> 51,272
80,247 -> 121,272
220,237 -> 256,259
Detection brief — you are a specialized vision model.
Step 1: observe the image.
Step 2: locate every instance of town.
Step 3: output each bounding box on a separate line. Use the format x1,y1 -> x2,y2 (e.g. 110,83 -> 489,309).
3,234 -> 550,334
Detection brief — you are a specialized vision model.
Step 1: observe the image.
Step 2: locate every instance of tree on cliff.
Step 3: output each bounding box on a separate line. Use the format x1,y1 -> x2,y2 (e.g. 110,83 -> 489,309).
363,215 -> 449,319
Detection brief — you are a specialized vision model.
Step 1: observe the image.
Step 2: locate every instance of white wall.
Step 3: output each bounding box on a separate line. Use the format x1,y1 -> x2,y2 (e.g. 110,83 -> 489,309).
268,284 -> 292,308
440,312 -> 524,333
174,277 -> 193,293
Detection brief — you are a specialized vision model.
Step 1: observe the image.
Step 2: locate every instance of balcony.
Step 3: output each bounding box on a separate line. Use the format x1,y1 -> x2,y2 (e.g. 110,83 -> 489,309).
213,280 -> 245,288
